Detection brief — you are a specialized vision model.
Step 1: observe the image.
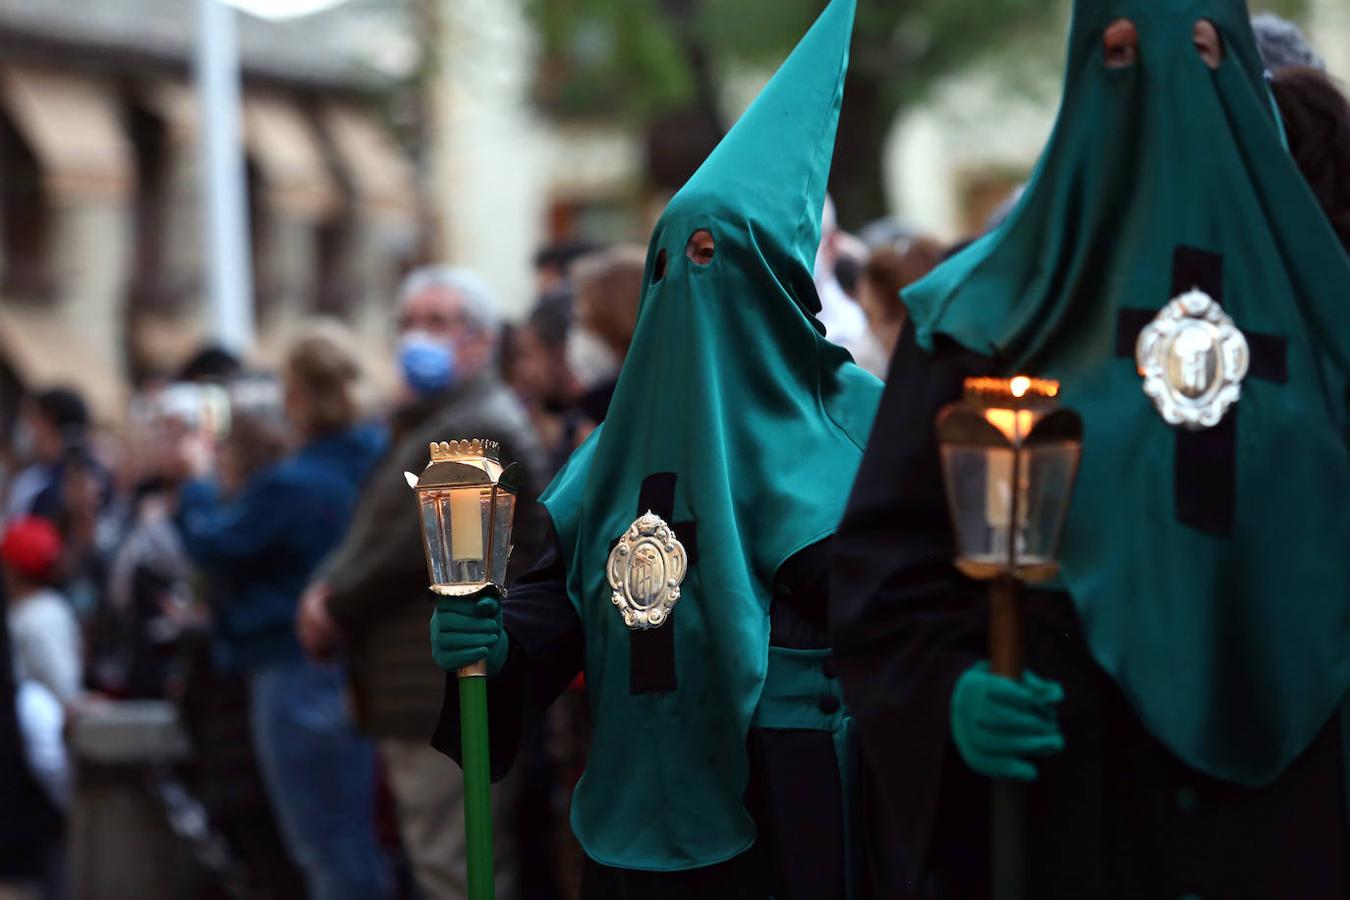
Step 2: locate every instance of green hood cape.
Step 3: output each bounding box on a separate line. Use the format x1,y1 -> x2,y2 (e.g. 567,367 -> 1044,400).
905,0 -> 1350,787
540,0 -> 881,871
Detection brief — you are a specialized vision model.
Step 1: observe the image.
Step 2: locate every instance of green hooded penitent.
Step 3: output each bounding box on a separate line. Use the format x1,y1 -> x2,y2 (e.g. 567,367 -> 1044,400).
905,0 -> 1350,786
540,0 -> 881,871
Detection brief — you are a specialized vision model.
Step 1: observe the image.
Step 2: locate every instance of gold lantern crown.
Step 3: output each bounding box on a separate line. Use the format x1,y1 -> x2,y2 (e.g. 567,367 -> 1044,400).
430,439 -> 502,463
414,439 -> 512,489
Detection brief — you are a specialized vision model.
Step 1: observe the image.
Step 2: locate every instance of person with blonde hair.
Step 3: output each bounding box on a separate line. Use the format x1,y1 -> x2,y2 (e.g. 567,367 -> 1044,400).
175,321 -> 392,900
281,321 -> 369,440
568,245 -> 645,386
560,245 -> 646,453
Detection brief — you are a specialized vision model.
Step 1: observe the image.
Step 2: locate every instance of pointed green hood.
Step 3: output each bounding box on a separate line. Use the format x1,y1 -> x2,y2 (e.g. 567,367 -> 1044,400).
905,0 -> 1350,785
541,0 -> 881,870
655,0 -> 853,306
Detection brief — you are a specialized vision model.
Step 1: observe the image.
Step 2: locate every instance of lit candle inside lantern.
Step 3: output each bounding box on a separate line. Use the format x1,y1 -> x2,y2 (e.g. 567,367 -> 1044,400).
450,491 -> 485,562
986,449 -> 1014,531
982,409 -> 1033,533
937,374 -> 1079,583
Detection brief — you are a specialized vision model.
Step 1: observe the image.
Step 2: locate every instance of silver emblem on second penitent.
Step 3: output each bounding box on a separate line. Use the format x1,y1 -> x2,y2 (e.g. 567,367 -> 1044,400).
1136,289 -> 1250,430
607,511 -> 687,630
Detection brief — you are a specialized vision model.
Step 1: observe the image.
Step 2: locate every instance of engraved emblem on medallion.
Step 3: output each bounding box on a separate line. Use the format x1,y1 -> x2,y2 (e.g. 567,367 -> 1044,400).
606,511 -> 688,630
1135,289 -> 1250,430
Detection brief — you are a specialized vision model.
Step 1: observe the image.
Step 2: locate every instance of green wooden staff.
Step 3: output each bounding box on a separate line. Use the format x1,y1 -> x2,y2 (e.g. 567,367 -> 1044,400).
456,655 -> 494,900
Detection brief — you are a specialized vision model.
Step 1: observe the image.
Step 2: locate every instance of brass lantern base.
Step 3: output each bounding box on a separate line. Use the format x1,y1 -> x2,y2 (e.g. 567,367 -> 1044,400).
955,559 -> 1060,584
431,582 -> 494,598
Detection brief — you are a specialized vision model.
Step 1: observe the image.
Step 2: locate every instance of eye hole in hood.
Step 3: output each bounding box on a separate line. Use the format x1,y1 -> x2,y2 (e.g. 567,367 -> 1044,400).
686,230 -> 716,266
1104,18 -> 1139,69
1194,19 -> 1224,69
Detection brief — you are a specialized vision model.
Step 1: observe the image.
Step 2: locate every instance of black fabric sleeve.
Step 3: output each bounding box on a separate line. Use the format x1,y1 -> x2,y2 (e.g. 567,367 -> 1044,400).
430,517 -> 585,780
827,324 -> 997,893
769,538 -> 832,650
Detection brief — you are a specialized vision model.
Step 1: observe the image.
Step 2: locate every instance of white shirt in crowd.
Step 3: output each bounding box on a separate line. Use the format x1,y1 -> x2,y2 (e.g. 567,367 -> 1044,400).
15,679 -> 71,810
7,588 -> 83,703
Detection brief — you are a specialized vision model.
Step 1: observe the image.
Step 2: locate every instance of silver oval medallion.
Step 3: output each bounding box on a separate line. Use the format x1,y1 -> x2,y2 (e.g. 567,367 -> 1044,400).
1136,289 -> 1249,430
607,511 -> 687,630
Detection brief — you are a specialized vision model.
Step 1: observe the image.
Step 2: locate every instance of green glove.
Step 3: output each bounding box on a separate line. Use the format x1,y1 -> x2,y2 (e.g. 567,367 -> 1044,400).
429,585 -> 508,677
950,661 -> 1065,782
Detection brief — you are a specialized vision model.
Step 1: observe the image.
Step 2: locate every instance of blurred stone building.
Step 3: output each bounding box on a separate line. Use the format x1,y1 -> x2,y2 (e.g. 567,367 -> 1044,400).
5,0 -> 1338,430
423,0 -> 643,324
888,0 -> 1350,242
0,0 -> 420,425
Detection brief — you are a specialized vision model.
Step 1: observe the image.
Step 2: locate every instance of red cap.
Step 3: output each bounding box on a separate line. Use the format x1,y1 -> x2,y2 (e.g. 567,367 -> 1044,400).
1,517 -> 63,582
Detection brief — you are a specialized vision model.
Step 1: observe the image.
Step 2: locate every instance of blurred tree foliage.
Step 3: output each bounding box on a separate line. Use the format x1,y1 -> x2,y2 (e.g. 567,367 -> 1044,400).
527,0 -> 1309,228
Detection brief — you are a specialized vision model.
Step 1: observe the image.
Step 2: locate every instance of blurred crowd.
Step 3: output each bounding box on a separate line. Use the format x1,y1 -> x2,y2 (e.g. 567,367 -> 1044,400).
0,214 -> 948,900
0,10 -> 1346,900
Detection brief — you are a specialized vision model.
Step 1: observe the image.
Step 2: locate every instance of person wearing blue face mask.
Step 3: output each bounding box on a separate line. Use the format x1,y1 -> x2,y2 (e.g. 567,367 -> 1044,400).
392,268 -> 495,401
296,266 -> 549,900
398,331 -> 457,397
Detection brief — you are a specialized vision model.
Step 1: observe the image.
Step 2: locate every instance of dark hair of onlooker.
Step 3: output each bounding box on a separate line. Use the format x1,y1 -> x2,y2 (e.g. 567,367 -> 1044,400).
1271,66 -> 1350,252
533,239 -> 601,276
497,322 -> 522,386
178,345 -> 243,385
31,388 -> 88,434
834,255 -> 862,297
529,287 -> 574,352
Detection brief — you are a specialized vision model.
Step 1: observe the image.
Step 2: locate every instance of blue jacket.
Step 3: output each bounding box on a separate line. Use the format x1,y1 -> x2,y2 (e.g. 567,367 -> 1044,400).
176,423 -> 387,671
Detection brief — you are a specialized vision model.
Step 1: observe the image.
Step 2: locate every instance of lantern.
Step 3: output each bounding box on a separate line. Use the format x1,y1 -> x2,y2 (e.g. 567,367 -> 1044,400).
408,439 -> 523,598
937,376 -> 1083,586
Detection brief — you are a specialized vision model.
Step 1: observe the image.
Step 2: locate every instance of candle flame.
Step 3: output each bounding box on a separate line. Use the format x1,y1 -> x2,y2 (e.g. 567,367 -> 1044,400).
1010,376 -> 1031,398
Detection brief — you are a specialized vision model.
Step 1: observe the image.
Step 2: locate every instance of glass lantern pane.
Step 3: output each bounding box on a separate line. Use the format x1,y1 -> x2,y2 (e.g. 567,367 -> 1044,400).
941,444 -> 1010,578
418,491 -> 450,585
1020,443 -> 1081,574
941,442 -> 1080,580
489,489 -> 517,586
432,486 -> 492,586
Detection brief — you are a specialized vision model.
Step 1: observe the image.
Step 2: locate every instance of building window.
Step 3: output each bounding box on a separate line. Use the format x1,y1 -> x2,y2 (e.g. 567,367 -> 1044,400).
246,155 -> 279,321
125,98 -> 175,315
0,108 -> 51,301
313,215 -> 355,317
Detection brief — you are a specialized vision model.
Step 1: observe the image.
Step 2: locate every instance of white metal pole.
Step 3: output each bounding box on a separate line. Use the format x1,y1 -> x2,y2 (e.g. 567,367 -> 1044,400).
195,0 -> 255,353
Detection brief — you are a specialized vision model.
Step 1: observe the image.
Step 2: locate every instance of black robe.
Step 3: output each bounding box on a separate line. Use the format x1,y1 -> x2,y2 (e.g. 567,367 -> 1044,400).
829,325 -> 1349,899
432,526 -> 854,900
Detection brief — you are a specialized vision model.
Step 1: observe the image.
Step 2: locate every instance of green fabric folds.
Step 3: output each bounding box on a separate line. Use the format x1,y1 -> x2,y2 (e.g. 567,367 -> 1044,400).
541,0 -> 881,870
905,0 -> 1350,786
